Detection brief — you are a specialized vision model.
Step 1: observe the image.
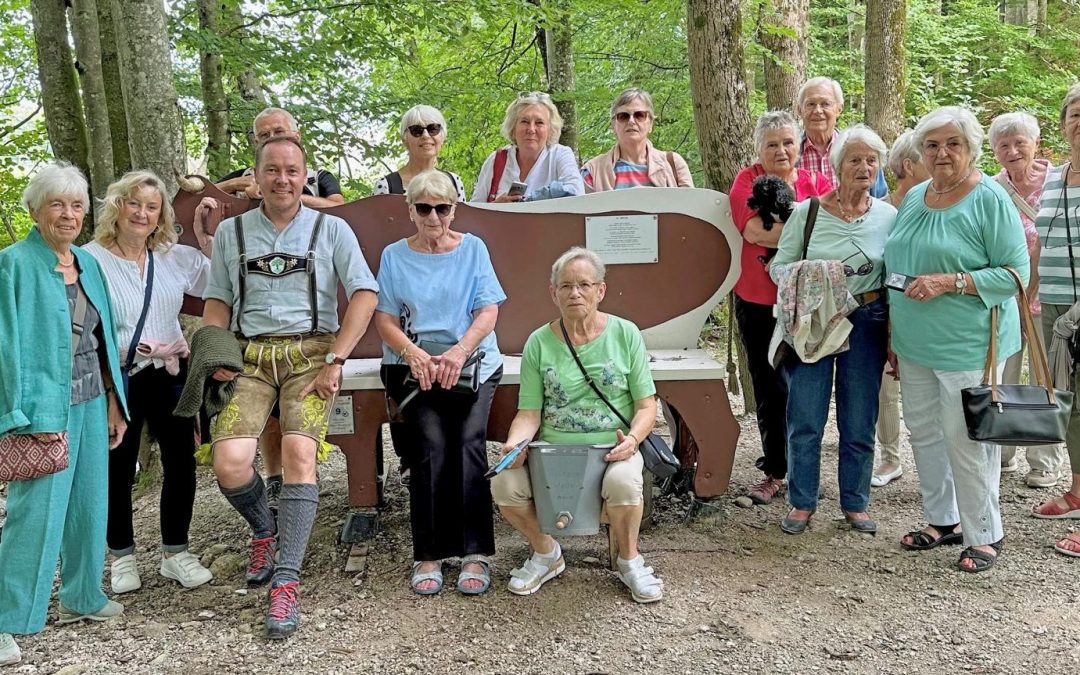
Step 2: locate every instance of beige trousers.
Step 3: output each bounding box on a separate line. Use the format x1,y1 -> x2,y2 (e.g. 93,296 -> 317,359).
491,450 -> 644,508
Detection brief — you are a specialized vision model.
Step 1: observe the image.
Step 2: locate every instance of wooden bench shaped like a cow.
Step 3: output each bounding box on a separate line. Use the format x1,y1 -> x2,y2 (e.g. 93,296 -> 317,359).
174,185 -> 743,543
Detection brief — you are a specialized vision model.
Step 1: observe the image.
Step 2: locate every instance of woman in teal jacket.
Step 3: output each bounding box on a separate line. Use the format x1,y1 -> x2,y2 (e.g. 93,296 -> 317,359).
0,163 -> 129,667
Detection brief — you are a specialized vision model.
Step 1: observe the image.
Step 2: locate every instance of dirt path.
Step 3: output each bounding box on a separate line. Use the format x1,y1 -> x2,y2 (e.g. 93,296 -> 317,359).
7,392 -> 1080,674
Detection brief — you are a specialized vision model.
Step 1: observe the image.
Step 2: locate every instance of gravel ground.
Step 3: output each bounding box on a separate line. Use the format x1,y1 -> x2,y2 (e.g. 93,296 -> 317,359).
4,389 -> 1080,675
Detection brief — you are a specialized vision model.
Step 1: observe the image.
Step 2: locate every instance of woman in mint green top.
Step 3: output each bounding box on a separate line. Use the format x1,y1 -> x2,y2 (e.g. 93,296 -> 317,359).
768,125 -> 893,537
490,247 -> 663,604
885,106 -> 1028,575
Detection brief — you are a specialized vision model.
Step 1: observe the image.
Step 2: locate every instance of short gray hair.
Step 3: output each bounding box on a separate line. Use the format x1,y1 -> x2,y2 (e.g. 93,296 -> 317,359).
252,107 -> 298,136
887,129 -> 922,179
1060,83 -> 1080,126
400,105 -> 448,142
550,247 -> 605,286
21,162 -> 89,213
829,124 -> 888,177
988,112 -> 1040,147
912,105 -> 984,164
610,88 -> 654,119
501,92 -> 563,145
405,170 -> 459,205
797,77 -> 844,111
753,110 -> 800,155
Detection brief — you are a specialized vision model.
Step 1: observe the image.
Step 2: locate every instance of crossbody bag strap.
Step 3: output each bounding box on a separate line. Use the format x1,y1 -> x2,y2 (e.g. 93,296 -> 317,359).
995,173 -> 1041,222
235,213 -> 248,336
487,148 -> 509,202
801,197 -> 820,261
558,319 -> 634,430
122,249 -> 155,395
307,212 -> 326,334
70,283 -> 89,360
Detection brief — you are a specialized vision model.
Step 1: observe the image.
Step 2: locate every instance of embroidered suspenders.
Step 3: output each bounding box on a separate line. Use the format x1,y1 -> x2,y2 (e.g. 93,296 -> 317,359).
234,211 -> 326,336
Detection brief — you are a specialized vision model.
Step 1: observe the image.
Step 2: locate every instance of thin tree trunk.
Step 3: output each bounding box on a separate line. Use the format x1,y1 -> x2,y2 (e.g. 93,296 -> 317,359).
96,0 -> 130,174
114,0 -> 186,197
69,0 -> 115,203
29,0 -> 93,241
197,0 -> 230,178
687,0 -> 753,192
864,0 -> 907,144
1036,0 -> 1046,35
759,0 -> 809,111
544,0 -> 577,156
847,0 -> 865,114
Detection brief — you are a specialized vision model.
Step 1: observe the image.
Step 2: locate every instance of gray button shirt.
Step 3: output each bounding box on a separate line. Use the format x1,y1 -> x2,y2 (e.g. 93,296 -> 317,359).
204,205 -> 378,336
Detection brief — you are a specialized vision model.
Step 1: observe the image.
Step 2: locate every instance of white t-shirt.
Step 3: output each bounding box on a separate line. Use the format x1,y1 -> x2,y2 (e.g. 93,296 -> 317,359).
470,144 -> 585,202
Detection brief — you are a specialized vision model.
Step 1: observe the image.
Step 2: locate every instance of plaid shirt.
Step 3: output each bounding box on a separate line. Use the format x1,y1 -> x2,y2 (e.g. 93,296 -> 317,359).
796,131 -> 838,186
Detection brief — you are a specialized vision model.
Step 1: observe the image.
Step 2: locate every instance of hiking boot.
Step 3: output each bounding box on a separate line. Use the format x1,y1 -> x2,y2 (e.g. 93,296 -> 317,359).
266,475 -> 283,519
265,581 -> 301,639
110,554 -> 142,594
57,600 -> 124,625
160,551 -> 213,589
246,536 -> 277,585
747,476 -> 784,505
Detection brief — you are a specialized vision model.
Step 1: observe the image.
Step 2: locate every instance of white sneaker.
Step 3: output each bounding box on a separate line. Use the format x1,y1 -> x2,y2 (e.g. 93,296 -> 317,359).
1000,456 -> 1019,473
616,554 -> 664,604
1026,470 -> 1060,488
110,554 -> 142,594
159,551 -> 213,589
0,633 -> 20,666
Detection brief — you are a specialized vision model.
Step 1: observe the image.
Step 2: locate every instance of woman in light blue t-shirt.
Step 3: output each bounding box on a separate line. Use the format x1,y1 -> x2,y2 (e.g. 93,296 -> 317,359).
374,170 -> 506,597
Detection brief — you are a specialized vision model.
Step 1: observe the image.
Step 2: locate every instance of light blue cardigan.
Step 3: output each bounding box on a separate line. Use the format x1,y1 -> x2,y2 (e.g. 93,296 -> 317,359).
0,227 -> 129,435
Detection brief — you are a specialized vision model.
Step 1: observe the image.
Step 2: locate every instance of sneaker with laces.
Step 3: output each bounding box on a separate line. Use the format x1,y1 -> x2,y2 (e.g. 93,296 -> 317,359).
57,600 -> 124,624
160,551 -> 214,589
747,476 -> 784,505
0,633 -> 20,666
110,554 -> 142,594
266,476 -> 283,519
265,581 -> 301,639
1026,470 -> 1060,488
246,536 -> 277,585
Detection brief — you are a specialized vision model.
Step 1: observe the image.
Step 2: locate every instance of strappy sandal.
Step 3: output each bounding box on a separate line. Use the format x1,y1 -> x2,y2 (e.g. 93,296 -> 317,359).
410,561 -> 444,595
1054,533 -> 1080,558
957,539 -> 1003,574
508,549 -> 565,596
616,555 -> 664,604
900,523 -> 963,551
1032,491 -> 1080,519
457,555 -> 492,596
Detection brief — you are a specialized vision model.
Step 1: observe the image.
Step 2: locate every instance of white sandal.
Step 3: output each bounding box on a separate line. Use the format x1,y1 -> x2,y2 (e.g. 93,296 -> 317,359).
616,555 -> 664,604
507,547 -> 565,596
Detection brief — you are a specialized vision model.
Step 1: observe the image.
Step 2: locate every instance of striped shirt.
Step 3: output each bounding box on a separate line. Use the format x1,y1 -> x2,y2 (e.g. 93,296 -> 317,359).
581,159 -> 653,190
1035,164 -> 1080,305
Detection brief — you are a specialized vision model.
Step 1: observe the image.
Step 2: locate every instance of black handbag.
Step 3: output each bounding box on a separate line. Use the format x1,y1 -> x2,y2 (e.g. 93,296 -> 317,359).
398,341 -> 485,411
559,320 -> 680,479
962,267 -> 1074,444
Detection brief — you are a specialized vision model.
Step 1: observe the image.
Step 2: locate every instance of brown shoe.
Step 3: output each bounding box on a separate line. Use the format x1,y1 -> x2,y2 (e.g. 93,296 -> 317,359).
747,476 -> 784,505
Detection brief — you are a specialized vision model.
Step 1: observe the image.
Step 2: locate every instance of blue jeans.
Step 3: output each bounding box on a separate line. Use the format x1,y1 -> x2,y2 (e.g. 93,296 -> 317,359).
783,299 -> 888,512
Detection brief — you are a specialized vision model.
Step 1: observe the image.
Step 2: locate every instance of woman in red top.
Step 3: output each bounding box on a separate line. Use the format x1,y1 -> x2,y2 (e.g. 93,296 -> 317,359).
728,110 -> 832,505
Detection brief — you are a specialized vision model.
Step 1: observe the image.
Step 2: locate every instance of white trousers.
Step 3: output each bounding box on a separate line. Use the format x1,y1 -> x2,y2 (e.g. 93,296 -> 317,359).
899,359 -> 1004,546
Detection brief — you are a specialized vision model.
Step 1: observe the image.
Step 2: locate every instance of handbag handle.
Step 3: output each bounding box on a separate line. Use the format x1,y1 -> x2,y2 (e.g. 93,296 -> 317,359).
982,267 -> 1056,405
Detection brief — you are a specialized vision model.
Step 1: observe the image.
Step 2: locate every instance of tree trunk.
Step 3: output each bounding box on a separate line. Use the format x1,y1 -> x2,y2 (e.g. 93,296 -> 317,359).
96,0 -> 130,175
759,0 -> 809,111
197,0 -> 230,178
864,0 -> 907,144
69,0 -> 115,203
28,0 -> 92,215
687,0 -> 753,192
847,0 -> 865,115
1036,0 -> 1046,35
544,0 -> 577,156
114,0 -> 186,197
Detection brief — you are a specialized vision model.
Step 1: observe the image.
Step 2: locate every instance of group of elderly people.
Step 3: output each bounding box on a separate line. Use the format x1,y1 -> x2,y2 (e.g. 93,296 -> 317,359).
3,77 -> 1080,660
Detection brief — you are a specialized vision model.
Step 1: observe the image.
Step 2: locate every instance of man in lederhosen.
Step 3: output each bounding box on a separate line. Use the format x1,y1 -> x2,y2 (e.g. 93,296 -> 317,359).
202,135 -> 378,639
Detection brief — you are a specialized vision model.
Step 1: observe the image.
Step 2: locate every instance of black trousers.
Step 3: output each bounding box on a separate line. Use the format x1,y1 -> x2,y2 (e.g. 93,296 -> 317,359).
733,295 -> 789,480
382,365 -> 499,561
107,364 -> 198,552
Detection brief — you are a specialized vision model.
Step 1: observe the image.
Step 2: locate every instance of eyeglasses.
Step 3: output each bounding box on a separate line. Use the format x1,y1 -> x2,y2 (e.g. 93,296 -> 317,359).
407,124 -> 442,138
614,110 -> 650,123
412,202 -> 453,217
1042,190 -> 1080,249
556,281 -> 599,294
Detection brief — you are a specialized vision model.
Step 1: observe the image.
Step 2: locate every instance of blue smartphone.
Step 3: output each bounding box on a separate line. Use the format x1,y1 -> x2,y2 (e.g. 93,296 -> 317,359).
484,438 -> 531,479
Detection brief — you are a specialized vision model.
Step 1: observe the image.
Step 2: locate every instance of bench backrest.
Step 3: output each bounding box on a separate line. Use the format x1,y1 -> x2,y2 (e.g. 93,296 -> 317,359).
173,183 -> 741,357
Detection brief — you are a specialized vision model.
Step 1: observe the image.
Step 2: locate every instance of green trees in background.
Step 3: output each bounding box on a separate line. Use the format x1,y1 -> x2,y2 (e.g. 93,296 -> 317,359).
1,0 -> 1078,244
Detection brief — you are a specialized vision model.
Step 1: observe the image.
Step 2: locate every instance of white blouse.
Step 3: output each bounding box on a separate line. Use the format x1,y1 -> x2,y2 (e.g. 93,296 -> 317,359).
84,241 -> 210,369
469,144 -> 585,202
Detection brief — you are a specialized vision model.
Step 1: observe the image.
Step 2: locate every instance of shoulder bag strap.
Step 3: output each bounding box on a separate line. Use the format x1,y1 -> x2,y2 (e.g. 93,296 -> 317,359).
70,283 -> 89,360
121,250 -> 155,394
235,213 -> 248,336
801,197 -> 820,261
559,319 -> 634,430
487,148 -> 509,202
307,212 -> 326,334
386,171 -> 405,195
664,151 -> 678,184
996,174 -> 1041,222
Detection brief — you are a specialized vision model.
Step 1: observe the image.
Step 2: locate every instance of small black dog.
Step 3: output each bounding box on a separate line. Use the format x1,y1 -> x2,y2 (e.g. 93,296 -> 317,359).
746,174 -> 795,265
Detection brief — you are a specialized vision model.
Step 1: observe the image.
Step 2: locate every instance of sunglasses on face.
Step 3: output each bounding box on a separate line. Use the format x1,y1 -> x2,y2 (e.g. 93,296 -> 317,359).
407,124 -> 443,138
413,202 -> 453,217
614,110 -> 650,123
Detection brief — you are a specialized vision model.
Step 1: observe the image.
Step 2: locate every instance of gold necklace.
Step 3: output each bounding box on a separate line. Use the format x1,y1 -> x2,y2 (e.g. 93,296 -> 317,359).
114,240 -> 147,263
836,193 -> 870,222
929,167 -> 975,195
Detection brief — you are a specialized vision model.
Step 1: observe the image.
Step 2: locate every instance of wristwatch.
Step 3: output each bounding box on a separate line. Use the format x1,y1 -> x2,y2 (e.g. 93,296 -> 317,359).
954,272 -> 968,294
324,352 -> 346,366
